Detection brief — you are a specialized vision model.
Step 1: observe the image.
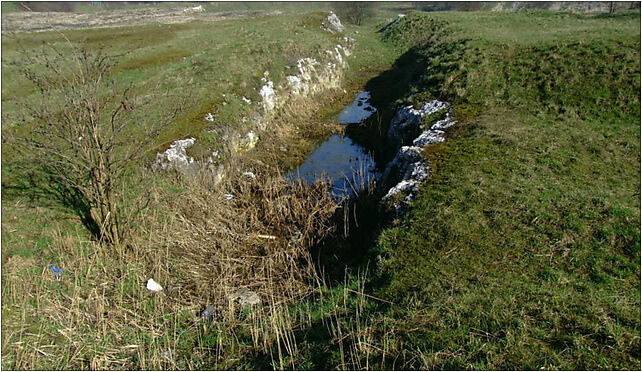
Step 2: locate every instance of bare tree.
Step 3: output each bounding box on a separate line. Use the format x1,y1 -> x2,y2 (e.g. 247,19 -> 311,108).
334,1 -> 375,26
10,45 -> 183,246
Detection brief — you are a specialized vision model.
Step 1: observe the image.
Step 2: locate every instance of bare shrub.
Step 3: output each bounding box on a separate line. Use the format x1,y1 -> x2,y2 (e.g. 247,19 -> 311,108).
334,1 -> 375,26
9,45 -> 183,246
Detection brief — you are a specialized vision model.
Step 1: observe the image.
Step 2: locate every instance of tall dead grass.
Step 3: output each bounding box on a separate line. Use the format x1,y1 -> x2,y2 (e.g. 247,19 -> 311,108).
1,62 -> 367,370
167,158 -> 338,302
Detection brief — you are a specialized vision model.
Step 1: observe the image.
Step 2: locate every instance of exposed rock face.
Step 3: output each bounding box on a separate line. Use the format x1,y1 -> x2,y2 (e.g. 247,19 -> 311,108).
285,57 -> 320,97
155,137 -> 196,170
322,12 -> 344,34
380,100 -> 456,214
381,146 -> 431,199
282,44 -> 351,103
413,129 -> 445,146
259,80 -> 277,114
157,13 -> 352,174
387,100 -> 450,150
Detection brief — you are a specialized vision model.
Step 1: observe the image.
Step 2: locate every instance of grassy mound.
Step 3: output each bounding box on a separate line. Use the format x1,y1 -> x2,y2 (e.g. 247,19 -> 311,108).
367,10 -> 641,369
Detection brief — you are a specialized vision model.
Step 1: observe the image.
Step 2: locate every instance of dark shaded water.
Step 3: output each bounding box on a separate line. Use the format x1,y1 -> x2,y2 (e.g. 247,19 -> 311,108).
286,91 -> 379,198
338,91 -> 376,124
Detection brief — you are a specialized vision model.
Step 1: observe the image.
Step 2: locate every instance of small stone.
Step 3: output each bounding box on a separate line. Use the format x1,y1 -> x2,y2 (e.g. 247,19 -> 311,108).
160,349 -> 174,361
146,278 -> 163,292
200,305 -> 215,320
228,288 -> 260,306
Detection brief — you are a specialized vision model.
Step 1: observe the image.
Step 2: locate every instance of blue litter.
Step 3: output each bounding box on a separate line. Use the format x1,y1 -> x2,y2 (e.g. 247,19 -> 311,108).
51,264 -> 63,280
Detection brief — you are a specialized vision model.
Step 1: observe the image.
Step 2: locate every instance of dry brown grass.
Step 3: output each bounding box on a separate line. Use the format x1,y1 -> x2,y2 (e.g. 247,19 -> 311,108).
1,160 -> 340,369
1,41 -> 359,370
164,158 -> 339,304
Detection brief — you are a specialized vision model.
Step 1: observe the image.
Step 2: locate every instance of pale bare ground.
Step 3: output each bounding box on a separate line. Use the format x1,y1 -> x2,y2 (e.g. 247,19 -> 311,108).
1,6 -> 283,34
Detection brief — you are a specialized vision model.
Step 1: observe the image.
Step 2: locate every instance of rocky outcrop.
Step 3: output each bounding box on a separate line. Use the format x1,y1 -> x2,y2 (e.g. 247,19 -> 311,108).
259,79 -> 276,114
322,12 -> 344,34
258,24 -> 353,119
156,12 -> 352,174
155,137 -> 196,171
379,100 -> 456,214
386,100 -> 449,150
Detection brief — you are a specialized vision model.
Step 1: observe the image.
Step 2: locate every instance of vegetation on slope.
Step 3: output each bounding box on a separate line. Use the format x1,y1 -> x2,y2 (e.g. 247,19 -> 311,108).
0,7 -> 401,370
365,10 -> 640,369
1,5 -> 639,370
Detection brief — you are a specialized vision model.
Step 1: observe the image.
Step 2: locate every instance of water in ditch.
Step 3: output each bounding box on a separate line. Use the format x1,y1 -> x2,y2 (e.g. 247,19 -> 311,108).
286,91 -> 379,198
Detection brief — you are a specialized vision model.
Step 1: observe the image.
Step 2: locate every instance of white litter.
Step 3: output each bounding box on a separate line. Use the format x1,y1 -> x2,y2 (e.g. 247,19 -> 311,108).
146,278 -> 163,292
242,171 -> 256,179
224,194 -> 234,200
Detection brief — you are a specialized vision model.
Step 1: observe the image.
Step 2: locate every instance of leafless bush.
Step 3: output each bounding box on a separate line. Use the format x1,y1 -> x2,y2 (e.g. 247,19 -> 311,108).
9,44 -> 184,246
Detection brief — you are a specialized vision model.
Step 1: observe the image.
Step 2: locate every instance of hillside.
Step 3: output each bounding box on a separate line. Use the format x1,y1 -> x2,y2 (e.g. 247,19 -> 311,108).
1,4 -> 640,370
355,9 -> 641,369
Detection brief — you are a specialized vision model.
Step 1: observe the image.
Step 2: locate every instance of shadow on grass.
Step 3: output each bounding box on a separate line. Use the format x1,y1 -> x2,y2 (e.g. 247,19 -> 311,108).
2,159 -> 101,239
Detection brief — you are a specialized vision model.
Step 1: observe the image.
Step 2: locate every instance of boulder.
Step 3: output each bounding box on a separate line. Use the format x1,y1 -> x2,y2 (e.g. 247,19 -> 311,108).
322,12 -> 344,34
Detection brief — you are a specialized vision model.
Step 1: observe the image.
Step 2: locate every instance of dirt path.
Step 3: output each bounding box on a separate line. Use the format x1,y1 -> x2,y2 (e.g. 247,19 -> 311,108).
1,6 -> 283,34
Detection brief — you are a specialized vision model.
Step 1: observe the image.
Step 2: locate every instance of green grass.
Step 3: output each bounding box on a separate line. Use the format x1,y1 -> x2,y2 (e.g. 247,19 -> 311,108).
357,9 -> 640,370
1,9 -> 389,145
2,5 -> 640,371
0,7 -> 401,370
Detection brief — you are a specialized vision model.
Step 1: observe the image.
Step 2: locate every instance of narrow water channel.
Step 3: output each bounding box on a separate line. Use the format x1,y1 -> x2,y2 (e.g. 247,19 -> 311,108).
286,91 -> 380,198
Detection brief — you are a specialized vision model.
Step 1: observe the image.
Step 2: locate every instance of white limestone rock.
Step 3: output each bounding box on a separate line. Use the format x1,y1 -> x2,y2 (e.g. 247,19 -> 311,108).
155,137 -> 195,171
287,75 -> 302,95
431,114 -> 456,130
322,12 -> 344,34
380,100 -> 458,214
259,81 -> 276,114
387,100 -> 450,148
413,130 -> 445,146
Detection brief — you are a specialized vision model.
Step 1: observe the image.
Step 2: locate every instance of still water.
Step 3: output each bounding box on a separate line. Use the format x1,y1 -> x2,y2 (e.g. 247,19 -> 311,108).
286,91 -> 379,198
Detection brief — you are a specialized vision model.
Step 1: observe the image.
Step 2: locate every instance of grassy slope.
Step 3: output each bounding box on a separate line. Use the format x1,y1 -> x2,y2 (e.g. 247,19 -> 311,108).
1,12 -> 334,255
1,13 -> 341,147
369,10 -> 641,369
2,6 -> 639,370
0,7 -> 402,370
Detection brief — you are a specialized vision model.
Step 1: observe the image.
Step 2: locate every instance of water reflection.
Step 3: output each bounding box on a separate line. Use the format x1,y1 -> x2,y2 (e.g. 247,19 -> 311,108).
286,134 -> 378,198
338,91 -> 376,124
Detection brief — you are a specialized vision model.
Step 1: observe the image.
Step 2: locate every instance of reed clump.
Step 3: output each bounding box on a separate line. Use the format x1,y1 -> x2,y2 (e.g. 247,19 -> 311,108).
167,156 -> 338,300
